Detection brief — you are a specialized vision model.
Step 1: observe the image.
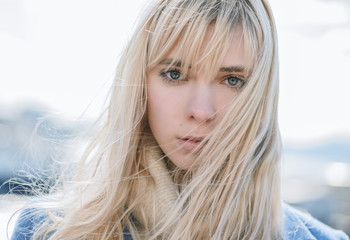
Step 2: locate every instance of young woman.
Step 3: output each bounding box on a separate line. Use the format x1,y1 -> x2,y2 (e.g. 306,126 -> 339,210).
11,0 -> 349,239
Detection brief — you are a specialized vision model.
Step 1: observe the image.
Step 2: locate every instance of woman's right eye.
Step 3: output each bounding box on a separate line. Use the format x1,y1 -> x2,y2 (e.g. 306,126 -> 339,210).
159,69 -> 185,83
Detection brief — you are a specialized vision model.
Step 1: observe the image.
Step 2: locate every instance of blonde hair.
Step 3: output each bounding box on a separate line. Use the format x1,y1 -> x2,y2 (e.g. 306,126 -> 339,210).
30,0 -> 282,239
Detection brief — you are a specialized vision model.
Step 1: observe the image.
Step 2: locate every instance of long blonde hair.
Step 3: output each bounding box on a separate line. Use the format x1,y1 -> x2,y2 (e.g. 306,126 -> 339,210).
31,0 -> 282,239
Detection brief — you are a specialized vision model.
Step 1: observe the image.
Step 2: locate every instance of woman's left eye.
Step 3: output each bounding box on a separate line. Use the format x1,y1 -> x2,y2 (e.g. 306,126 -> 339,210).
223,76 -> 245,89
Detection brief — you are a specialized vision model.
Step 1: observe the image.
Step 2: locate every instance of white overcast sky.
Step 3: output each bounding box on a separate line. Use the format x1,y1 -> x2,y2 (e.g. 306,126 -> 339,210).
0,0 -> 349,144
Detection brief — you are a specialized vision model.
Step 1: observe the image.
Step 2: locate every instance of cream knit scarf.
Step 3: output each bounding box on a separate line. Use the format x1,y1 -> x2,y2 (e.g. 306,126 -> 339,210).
131,142 -> 180,234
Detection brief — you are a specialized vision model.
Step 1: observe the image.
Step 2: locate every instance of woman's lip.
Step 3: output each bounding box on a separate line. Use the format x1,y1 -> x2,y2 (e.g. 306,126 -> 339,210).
181,136 -> 205,141
178,137 -> 206,152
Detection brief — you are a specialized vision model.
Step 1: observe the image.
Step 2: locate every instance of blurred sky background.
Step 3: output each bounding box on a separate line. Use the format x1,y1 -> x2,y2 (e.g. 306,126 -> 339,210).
0,0 -> 350,145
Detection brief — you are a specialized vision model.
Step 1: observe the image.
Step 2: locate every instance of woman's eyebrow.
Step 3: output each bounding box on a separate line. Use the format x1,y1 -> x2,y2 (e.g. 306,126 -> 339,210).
219,66 -> 246,73
159,58 -> 183,67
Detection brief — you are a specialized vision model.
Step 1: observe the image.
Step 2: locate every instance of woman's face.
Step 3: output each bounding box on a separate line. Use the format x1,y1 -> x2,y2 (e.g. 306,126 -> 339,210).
147,28 -> 247,169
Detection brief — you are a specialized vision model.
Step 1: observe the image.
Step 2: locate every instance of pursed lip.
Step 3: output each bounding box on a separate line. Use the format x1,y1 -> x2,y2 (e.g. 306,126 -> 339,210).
178,136 -> 207,152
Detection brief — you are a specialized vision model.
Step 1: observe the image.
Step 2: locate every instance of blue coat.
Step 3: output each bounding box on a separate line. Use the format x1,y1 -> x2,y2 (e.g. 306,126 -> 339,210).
11,204 -> 349,240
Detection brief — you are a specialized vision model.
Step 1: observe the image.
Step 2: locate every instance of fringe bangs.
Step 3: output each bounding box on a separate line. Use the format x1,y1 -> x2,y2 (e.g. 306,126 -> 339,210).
145,0 -> 246,79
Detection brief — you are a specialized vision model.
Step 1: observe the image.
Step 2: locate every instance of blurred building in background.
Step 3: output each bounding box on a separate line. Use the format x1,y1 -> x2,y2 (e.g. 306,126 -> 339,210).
282,140 -> 350,234
0,104 -> 87,194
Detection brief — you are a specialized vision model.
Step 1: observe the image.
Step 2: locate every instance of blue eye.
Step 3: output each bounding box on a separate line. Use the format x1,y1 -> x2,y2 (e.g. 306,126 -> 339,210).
224,76 -> 245,89
168,70 -> 181,80
227,77 -> 239,86
159,68 -> 185,84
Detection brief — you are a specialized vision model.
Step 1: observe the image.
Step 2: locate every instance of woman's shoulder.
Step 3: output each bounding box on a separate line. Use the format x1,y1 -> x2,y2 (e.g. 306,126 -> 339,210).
11,198 -> 54,240
11,199 -> 133,240
283,203 -> 349,240
11,207 -> 47,240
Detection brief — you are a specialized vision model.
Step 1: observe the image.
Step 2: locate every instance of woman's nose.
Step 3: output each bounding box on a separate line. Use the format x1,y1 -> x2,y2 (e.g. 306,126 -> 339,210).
186,86 -> 216,123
